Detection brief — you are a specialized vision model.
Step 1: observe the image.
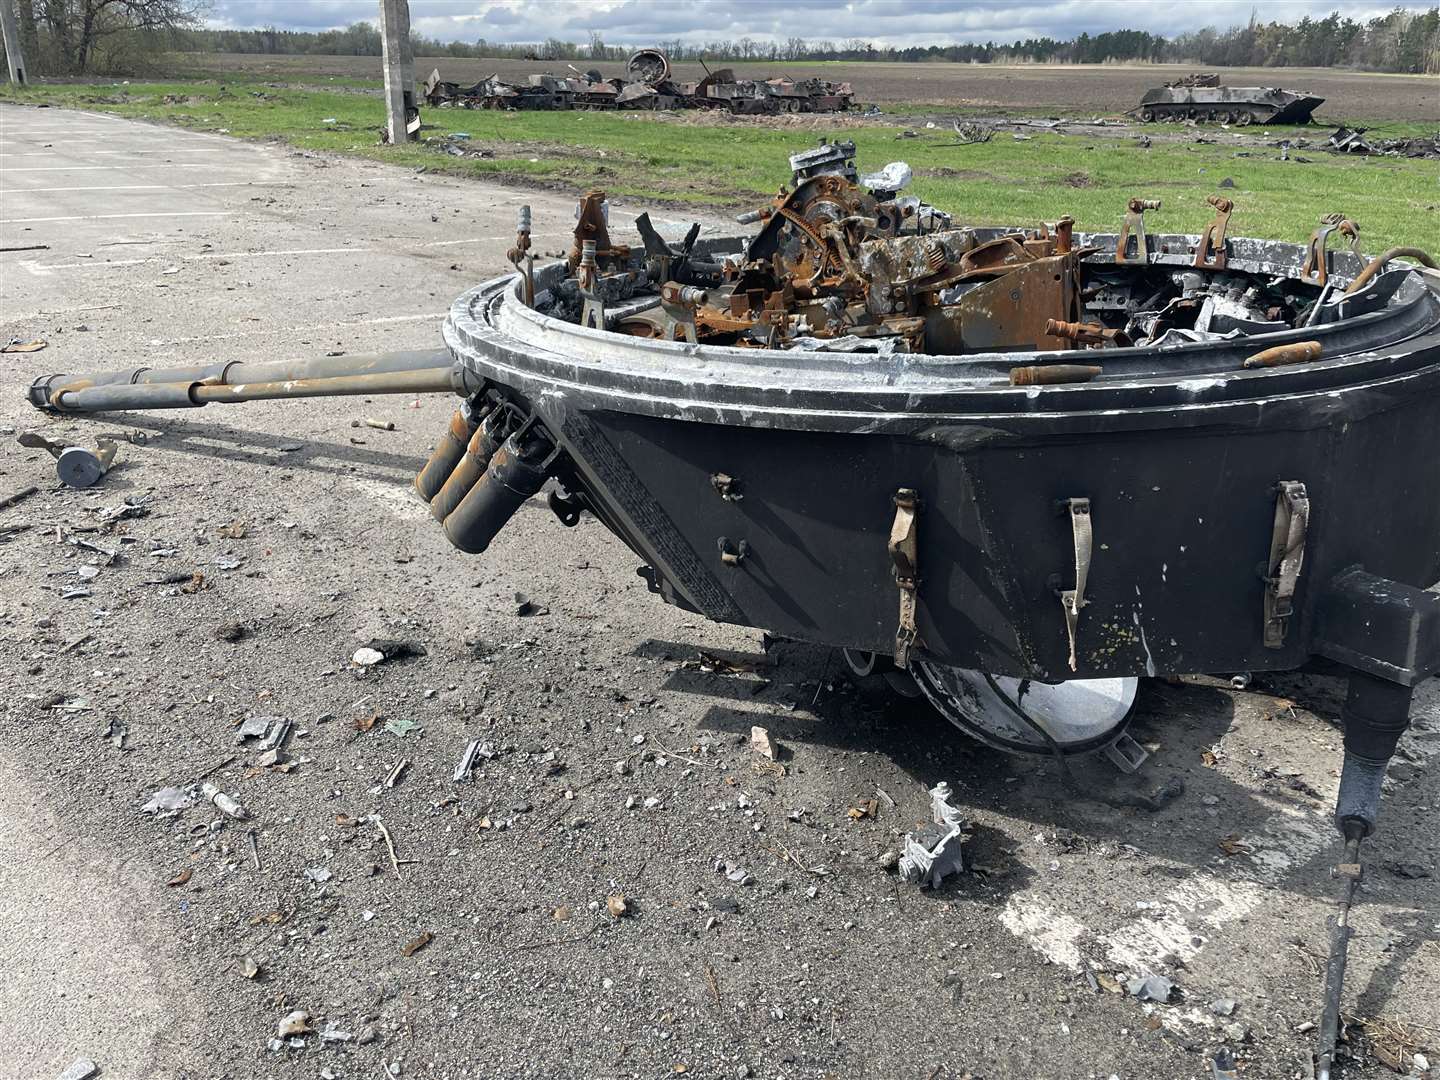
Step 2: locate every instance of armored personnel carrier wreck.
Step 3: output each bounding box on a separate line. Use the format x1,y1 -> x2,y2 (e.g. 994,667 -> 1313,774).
1135,72 -> 1324,124
29,142 -> 1440,1078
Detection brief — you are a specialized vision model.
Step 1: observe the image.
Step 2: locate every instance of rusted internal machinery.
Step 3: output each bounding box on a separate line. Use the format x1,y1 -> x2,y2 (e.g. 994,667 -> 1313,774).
530,141 -> 1375,367
423,48 -> 853,114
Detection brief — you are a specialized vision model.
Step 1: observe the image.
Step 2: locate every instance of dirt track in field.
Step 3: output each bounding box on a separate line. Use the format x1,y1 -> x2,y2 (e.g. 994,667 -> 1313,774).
187,53 -> 1439,123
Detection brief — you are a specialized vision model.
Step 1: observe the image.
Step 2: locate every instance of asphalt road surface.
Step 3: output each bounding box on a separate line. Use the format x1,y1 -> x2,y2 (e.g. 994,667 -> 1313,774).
1,105 -> 1437,1080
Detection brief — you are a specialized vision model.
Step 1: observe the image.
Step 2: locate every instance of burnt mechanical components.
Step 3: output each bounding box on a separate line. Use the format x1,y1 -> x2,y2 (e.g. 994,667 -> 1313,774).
1133,72 -> 1325,125
16,431 -> 117,488
31,144 -> 1440,1071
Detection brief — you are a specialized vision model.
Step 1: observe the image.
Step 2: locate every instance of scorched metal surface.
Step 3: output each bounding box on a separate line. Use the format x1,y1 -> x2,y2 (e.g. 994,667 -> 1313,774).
442,236 -> 1440,685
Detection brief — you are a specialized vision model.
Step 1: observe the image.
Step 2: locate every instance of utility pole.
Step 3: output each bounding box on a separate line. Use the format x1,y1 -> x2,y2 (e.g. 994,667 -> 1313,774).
0,0 -> 28,85
378,0 -> 417,144
16,0 -> 36,75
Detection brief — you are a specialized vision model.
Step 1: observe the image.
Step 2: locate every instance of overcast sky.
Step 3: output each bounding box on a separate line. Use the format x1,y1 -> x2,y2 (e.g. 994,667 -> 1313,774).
205,1 -> 1407,47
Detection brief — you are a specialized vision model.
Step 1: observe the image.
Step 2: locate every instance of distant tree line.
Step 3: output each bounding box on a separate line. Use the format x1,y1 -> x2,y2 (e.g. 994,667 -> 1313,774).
12,0 -> 204,75
14,4 -> 1439,77
175,9 -> 1440,75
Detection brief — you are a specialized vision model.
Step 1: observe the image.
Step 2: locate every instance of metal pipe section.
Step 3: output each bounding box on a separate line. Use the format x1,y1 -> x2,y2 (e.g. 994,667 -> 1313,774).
1345,247 -> 1438,295
37,365 -> 463,414
414,405 -> 480,503
190,369 -> 458,404
30,348 -> 460,413
443,430 -> 553,554
428,408 -> 507,522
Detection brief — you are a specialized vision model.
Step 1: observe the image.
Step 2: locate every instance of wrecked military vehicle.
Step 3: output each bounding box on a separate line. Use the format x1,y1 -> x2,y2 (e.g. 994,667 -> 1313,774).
1134,72 -> 1324,125
422,48 -> 853,114
29,141 -> 1440,1077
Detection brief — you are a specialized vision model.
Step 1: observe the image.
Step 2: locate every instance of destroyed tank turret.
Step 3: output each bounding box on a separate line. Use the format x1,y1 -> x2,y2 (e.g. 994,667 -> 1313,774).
27,143 -> 1440,1079
1135,74 -> 1324,125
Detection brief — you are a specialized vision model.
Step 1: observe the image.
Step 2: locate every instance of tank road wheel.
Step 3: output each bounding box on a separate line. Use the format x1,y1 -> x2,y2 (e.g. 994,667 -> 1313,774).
1139,108 -> 1155,123
911,662 -> 1141,764
842,649 -> 924,701
1236,109 -> 1255,126
784,98 -> 801,114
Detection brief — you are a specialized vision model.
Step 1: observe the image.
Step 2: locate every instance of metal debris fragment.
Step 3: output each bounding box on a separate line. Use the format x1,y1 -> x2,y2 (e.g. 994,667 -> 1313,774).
1126,973 -> 1176,1002
898,782 -> 968,888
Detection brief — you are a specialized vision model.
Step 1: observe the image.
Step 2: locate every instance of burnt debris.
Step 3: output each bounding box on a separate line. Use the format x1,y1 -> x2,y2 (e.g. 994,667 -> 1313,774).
422,48 -> 854,115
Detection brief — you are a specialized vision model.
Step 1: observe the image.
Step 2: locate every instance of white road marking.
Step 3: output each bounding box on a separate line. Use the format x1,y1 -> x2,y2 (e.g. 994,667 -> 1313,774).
0,130 -> 137,137
12,235 -> 571,276
1,210 -> 233,224
15,248 -> 364,274
4,148 -> 232,158
346,477 -> 431,521
999,799 -> 1333,979
0,181 -> 298,194
998,899 -> 1087,970
1,163 -> 225,173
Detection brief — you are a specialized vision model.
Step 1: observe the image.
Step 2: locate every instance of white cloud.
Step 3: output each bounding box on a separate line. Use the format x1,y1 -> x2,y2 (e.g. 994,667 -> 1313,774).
205,0 -> 1408,47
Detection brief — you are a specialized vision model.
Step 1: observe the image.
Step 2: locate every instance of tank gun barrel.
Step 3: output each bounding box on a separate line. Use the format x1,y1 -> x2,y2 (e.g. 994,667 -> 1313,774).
29,347 -> 467,414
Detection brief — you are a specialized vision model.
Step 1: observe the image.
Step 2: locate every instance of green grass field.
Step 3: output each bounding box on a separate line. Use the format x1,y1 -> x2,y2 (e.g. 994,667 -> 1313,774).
3,79 -> 1435,249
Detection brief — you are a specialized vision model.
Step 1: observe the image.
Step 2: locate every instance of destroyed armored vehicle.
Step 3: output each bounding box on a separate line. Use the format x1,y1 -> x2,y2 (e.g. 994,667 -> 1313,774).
29,141 -> 1440,1078
1135,73 -> 1324,125
422,49 -> 853,114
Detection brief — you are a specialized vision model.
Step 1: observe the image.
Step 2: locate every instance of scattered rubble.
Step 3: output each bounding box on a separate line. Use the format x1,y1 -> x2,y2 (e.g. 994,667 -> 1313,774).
276,1009 -> 313,1038
56,1059 -> 99,1080
1326,126 -> 1440,159
140,786 -> 197,816
1126,973 -> 1176,1002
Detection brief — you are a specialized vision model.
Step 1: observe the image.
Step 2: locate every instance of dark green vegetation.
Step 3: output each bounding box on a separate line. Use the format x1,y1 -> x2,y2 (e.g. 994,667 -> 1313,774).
176,8 -> 1440,75
3,79 -> 1435,249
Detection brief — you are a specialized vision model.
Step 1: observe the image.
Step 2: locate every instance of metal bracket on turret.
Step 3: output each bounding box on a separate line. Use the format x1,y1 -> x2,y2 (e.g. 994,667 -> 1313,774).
888,488 -> 922,668
1301,214 -> 1361,288
1059,497 -> 1092,672
577,239 -> 606,330
1115,198 -> 1160,265
1262,480 -> 1309,648
1194,196 -> 1233,270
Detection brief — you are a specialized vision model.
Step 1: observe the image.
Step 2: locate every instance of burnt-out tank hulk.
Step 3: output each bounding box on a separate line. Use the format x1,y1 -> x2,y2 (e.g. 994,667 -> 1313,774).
422,49 -> 852,114
1134,72 -> 1324,125
28,143 -> 1440,1077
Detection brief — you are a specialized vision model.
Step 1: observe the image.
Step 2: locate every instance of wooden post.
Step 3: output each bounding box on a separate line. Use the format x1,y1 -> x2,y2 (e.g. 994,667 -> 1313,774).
378,0 -> 417,144
0,0 -> 28,85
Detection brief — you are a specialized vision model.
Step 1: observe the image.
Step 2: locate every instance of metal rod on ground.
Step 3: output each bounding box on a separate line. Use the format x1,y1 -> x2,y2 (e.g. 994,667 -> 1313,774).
1315,824 -> 1365,1080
